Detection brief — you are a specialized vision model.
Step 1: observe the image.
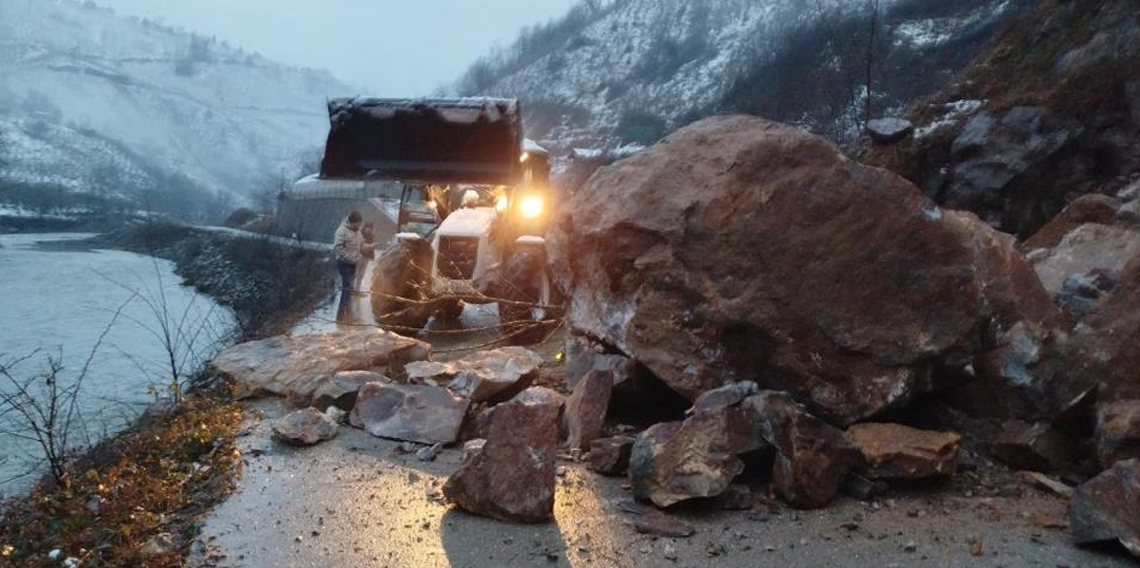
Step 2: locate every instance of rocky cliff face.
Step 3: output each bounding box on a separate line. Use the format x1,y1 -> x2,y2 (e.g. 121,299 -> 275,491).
458,0 -> 1035,153
859,0 -> 1140,238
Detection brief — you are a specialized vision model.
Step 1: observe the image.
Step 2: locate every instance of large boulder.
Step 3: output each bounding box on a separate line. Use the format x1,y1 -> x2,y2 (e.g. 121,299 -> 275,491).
548,115 -> 1059,426
846,423 -> 960,480
272,408 -> 338,446
585,436 -> 635,476
564,370 -> 614,450
349,383 -> 470,444
742,391 -> 862,508
211,329 -> 430,401
866,117 -> 914,144
443,397 -> 560,523
1071,459 -> 1140,558
406,346 -> 543,403
1095,400 -> 1140,469
1022,194 -> 1122,251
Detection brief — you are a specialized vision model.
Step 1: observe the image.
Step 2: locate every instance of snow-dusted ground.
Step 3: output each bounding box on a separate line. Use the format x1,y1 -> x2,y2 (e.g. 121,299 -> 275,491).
0,233 -> 237,497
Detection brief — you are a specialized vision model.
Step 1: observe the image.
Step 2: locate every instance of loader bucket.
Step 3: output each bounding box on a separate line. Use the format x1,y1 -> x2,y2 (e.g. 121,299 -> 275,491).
320,98 -> 524,186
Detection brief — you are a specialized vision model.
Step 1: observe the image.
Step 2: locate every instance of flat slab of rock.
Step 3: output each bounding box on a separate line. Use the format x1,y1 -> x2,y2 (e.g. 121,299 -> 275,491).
564,370 -> 614,450
273,408 -> 338,446
618,500 -> 696,537
1031,223 -> 1140,297
212,329 -> 430,401
349,383 -> 470,445
312,371 -> 387,410
847,423 -> 960,479
1071,459 -> 1140,557
406,346 -> 542,402
1096,400 -> 1140,468
585,436 -> 635,476
443,398 -> 560,523
743,391 -> 862,509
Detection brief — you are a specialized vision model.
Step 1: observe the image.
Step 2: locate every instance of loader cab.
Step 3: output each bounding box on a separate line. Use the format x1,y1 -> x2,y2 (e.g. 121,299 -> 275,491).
306,97 -> 561,342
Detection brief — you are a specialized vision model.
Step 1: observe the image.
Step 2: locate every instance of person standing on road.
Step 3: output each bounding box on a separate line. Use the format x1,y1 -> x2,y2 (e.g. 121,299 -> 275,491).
334,211 -> 366,321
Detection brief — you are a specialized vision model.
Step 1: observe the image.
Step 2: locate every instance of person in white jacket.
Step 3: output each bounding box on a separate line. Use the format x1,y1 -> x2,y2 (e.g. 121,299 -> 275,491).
333,211 -> 370,320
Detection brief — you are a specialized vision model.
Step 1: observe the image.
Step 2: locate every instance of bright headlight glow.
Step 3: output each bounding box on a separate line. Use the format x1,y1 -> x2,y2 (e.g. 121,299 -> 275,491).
520,195 -> 544,219
495,195 -> 509,212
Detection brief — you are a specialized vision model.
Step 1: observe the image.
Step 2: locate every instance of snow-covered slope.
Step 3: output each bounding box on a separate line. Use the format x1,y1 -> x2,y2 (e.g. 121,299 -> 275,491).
461,0 -> 1035,152
0,0 -> 353,212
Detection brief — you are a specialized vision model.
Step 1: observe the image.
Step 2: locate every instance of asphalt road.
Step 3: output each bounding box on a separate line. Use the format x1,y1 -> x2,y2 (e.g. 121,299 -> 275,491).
190,397 -> 1135,568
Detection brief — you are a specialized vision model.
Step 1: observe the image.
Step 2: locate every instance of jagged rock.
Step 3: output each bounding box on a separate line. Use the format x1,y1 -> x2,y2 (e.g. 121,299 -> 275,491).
212,329 -> 430,401
272,408 -> 338,446
1071,459 -> 1140,557
842,473 -> 889,500
742,391 -> 862,508
866,118 -> 914,144
565,335 -> 640,391
1096,400 -> 1140,469
690,381 -> 760,414
443,398 -> 560,523
990,420 -> 1077,473
1055,257 -> 1140,407
1117,198 -> 1140,224
312,371 -> 386,411
585,436 -> 634,476
629,403 -> 763,508
847,423 -> 961,480
565,370 -> 614,450
1030,223 -> 1140,300
349,383 -> 470,444
416,443 -> 443,462
548,115 -> 1059,426
462,439 -> 486,462
510,386 -> 567,408
1023,194 -> 1122,251
405,346 -> 543,403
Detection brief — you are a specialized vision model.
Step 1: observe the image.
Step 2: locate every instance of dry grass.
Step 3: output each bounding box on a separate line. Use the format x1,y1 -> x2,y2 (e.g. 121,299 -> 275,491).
0,392 -> 242,568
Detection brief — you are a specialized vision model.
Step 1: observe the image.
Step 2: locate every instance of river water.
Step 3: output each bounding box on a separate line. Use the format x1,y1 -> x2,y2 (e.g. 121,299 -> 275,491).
0,233 -> 237,498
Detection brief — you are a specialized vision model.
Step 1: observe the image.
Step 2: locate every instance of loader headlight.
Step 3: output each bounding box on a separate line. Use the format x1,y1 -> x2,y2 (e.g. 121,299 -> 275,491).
520,195 -> 544,219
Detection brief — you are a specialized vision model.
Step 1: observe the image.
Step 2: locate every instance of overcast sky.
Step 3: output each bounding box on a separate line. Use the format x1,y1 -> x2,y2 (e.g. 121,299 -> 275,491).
94,0 -> 579,95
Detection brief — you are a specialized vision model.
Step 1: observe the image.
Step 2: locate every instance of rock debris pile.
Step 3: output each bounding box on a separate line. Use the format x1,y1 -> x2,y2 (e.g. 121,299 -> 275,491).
212,116 -> 1140,558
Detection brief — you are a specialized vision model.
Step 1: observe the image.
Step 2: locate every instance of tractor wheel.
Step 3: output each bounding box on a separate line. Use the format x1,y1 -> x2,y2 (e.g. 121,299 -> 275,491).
500,249 -> 563,345
370,238 -> 435,331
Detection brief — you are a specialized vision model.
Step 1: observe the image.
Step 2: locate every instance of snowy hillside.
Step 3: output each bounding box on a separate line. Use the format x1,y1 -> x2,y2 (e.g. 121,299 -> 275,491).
459,0 -> 1036,152
0,0 -> 353,215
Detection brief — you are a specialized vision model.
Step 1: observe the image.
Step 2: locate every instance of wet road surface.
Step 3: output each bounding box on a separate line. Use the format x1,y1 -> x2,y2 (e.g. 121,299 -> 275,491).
191,397 -> 1134,568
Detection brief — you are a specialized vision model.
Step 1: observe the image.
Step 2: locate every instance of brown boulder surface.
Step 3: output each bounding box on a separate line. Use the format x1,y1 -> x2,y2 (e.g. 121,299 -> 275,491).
564,370 -> 614,450
1071,459 -> 1140,557
743,391 -> 863,509
1022,194 -> 1122,251
547,115 -> 1059,425
349,383 -> 470,445
443,398 -> 560,523
1096,400 -> 1140,469
211,329 -> 430,400
847,423 -> 961,480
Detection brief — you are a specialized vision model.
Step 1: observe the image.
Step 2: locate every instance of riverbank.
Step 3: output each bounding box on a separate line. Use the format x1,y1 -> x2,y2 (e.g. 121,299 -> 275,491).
0,225 -> 334,567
